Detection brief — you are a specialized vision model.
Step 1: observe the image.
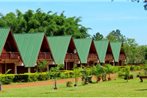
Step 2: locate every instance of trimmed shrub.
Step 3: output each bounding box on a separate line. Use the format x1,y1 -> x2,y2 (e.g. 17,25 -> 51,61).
60,70 -> 74,79
13,74 -> 28,82
0,74 -> 15,84
38,73 -> 49,81
66,81 -> 73,87
26,73 -> 39,82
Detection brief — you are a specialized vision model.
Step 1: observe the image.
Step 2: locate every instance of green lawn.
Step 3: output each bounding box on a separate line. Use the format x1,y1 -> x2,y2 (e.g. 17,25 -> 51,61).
0,78 -> 147,97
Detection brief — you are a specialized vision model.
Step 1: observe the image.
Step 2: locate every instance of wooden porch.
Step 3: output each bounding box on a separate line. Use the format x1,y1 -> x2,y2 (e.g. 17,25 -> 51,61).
65,53 -> 79,63
105,54 -> 114,63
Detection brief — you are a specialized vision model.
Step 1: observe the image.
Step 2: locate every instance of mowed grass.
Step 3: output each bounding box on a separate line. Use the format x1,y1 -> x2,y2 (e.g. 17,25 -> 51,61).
0,78 -> 147,97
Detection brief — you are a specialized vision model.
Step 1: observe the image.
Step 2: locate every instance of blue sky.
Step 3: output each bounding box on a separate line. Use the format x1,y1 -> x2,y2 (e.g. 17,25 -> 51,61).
0,0 -> 146,45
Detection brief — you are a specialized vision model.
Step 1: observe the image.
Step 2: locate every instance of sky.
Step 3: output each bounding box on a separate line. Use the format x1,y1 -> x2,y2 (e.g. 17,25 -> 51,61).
0,0 -> 146,45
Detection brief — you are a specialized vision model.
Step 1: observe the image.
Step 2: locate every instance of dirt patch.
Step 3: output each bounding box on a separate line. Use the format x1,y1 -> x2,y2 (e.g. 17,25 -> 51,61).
2,74 -> 117,89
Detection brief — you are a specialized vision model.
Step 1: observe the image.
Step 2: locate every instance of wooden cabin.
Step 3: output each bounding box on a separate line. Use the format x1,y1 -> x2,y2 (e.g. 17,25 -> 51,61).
74,39 -> 99,66
14,33 -> 54,73
110,42 -> 126,66
105,42 -> 114,64
0,28 -> 22,74
94,40 -> 114,65
48,36 -> 80,70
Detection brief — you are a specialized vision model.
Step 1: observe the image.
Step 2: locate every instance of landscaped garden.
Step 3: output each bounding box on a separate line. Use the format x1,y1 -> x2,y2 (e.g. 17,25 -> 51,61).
0,64 -> 147,97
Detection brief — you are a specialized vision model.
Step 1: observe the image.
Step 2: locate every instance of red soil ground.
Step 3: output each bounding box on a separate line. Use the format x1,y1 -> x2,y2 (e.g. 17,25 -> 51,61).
2,74 -> 117,89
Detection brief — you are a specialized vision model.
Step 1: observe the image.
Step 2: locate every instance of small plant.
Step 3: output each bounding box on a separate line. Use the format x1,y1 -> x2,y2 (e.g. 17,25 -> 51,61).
37,60 -> 48,72
66,81 -> 73,87
50,64 -> 63,90
92,64 -> 105,83
105,64 -> 114,81
124,66 -> 130,82
73,65 -> 81,86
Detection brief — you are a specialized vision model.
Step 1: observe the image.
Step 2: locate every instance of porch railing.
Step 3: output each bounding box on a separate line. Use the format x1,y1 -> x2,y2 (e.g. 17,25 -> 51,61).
105,54 -> 113,61
65,53 -> 79,61
88,53 -> 97,61
120,54 -> 126,61
38,52 -> 52,60
0,52 -> 20,59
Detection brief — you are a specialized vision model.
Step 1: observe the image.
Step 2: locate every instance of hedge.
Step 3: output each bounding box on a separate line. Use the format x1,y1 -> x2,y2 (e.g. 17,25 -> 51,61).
0,74 -> 15,84
0,72 -> 51,84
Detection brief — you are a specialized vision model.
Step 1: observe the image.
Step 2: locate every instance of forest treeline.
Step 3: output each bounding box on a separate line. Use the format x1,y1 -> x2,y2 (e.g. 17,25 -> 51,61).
0,9 -> 146,65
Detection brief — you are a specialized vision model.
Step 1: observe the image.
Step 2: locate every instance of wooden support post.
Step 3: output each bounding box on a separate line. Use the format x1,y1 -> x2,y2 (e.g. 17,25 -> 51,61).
14,64 -> 17,74
47,65 -> 49,72
28,68 -> 31,73
5,62 -> 7,74
66,62 -> 67,70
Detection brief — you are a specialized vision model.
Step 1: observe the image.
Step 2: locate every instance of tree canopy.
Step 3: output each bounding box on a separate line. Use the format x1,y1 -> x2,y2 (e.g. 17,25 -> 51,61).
0,8 -> 90,38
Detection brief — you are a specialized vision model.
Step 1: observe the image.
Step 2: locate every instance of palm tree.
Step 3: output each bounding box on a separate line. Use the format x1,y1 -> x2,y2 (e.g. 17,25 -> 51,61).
50,64 -> 63,90
105,64 -> 114,80
93,64 -> 105,83
73,65 -> 81,86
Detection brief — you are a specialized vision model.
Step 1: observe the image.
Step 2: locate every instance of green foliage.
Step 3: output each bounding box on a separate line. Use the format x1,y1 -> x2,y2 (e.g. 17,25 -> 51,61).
13,72 -> 50,83
13,74 -> 29,82
143,64 -> 147,75
92,64 -> 106,82
66,81 -> 73,87
92,64 -> 105,77
106,29 -> 126,42
105,64 -> 114,74
60,70 -> 74,79
50,64 -> 64,78
0,74 -> 15,84
73,65 -> 82,78
0,9 -> 89,38
93,32 -> 103,40
37,60 -> 48,72
26,73 -> 39,82
38,72 -> 50,81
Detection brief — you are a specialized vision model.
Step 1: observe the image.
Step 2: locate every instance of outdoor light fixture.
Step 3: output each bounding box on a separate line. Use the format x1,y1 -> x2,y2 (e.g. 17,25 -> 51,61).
21,63 -> 24,66
74,49 -> 77,53
78,61 -> 80,64
97,60 -> 99,63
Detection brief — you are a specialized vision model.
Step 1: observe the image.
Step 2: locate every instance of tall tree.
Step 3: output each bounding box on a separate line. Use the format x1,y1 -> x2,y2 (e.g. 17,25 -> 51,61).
106,29 -> 126,42
93,32 -> 103,40
0,8 -> 90,38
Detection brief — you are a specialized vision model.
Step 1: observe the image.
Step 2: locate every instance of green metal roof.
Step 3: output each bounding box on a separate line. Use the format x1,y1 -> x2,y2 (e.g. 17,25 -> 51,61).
14,33 -> 45,67
0,28 -> 10,55
110,42 -> 122,62
94,40 -> 109,63
47,36 -> 71,64
74,38 -> 92,63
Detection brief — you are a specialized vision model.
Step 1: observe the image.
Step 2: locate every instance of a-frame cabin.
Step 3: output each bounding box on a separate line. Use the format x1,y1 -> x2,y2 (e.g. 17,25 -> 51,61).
110,41 -> 126,66
0,28 -> 22,74
74,38 -> 99,66
14,33 -> 54,73
94,40 -> 114,65
47,36 -> 80,70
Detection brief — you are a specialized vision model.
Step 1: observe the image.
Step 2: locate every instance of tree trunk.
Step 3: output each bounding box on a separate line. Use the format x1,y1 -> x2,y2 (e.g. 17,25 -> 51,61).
74,77 -> 78,86
54,78 -> 57,90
